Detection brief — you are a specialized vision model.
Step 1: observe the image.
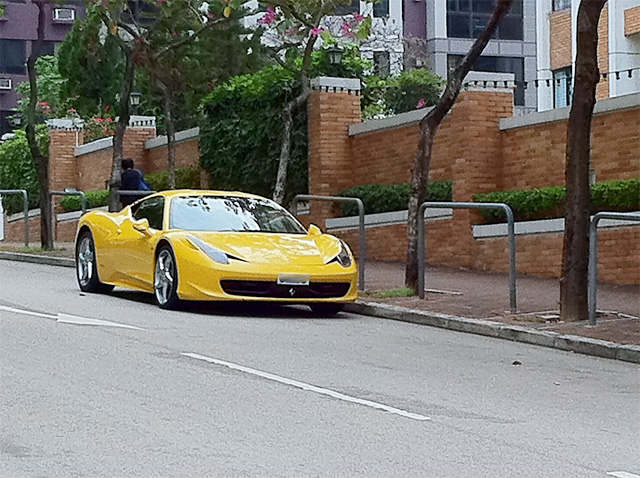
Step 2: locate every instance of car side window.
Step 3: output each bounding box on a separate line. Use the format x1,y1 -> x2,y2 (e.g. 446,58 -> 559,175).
132,196 -> 165,230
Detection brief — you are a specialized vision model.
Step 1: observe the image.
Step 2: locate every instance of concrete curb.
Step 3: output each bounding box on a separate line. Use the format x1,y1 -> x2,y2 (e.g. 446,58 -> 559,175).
1,251 -> 637,364
345,301 -> 640,364
0,251 -> 75,268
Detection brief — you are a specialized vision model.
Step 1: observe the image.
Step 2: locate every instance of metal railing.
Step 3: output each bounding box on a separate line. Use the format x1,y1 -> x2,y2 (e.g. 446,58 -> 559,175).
50,189 -> 87,215
588,211 -> 640,325
118,190 -> 156,201
0,189 -> 29,247
418,201 -> 517,313
291,194 -> 366,291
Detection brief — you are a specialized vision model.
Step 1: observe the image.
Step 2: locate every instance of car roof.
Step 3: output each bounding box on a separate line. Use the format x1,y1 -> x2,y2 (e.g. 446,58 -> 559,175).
151,190 -> 267,201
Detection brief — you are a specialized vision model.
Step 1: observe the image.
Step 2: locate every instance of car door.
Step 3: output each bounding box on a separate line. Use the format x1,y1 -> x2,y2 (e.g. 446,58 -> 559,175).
125,196 -> 166,290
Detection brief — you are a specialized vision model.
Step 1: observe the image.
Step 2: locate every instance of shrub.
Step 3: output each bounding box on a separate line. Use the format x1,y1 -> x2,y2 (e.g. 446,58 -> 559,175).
474,178 -> 640,222
0,128 -> 48,214
145,167 -> 201,191
60,189 -> 109,212
339,181 -> 452,216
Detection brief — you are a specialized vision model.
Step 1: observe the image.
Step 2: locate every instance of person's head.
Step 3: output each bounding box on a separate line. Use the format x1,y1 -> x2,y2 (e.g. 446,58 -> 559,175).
121,158 -> 134,170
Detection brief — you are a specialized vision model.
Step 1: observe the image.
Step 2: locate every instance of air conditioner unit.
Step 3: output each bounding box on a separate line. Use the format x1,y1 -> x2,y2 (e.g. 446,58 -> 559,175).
0,78 -> 12,90
53,8 -> 75,22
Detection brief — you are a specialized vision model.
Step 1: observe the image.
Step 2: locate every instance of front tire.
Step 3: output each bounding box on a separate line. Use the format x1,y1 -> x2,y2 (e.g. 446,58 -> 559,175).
309,303 -> 345,316
76,230 -> 114,294
154,245 -> 181,309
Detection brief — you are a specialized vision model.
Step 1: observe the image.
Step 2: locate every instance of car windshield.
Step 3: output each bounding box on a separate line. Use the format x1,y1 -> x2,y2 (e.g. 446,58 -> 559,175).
170,195 -> 307,234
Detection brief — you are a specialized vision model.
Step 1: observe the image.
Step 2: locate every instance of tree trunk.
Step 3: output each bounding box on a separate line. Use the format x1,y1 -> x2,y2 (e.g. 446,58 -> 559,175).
162,84 -> 177,189
405,0 -> 513,293
560,0 -> 606,322
25,0 -> 53,249
108,48 -> 135,212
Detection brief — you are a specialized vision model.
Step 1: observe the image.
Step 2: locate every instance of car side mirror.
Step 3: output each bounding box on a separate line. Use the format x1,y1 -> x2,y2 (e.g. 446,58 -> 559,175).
308,224 -> 322,236
132,218 -> 150,233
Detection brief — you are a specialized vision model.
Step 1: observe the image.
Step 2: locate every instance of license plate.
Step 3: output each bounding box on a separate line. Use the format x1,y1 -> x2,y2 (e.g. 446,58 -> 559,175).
277,273 -> 310,286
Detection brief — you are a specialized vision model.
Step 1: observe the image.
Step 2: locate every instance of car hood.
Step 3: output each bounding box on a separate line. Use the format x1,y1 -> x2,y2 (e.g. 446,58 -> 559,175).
184,231 -> 343,265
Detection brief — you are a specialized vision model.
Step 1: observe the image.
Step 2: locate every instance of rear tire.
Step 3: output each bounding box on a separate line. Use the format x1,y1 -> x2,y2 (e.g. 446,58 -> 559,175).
75,230 -> 114,294
309,303 -> 345,316
154,245 -> 181,310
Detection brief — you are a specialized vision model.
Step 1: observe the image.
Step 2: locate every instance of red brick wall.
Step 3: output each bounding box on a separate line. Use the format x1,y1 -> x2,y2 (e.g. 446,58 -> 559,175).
550,9 -> 572,71
144,137 -> 200,174
625,5 -> 640,35
596,5 -> 610,100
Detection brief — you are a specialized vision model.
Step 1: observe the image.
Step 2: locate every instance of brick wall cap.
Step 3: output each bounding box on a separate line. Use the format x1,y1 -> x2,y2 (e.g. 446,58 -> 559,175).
127,115 -> 156,128
47,118 -> 83,130
474,212 -> 640,239
75,136 -> 113,156
464,71 -> 516,93
145,127 -> 199,150
326,208 -> 453,231
349,107 -> 431,136
311,76 -> 361,92
501,92 -> 640,130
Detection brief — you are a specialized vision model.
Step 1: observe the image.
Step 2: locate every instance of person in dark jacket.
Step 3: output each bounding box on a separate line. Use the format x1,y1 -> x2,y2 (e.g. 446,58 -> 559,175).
120,158 -> 142,208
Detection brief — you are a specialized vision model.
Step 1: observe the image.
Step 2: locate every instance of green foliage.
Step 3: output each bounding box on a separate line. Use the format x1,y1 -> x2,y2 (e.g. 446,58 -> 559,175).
474,179 -> 640,222
59,189 -> 109,212
145,167 -> 202,191
365,287 -> 415,298
309,44 -> 373,79
591,179 -> 640,209
475,186 -> 566,221
0,128 -> 48,214
57,5 -> 124,118
339,181 -> 453,216
16,56 -> 68,117
362,69 -> 444,120
200,64 -> 307,201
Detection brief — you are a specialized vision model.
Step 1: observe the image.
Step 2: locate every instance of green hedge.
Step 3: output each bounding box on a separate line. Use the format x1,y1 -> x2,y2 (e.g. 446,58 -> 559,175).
59,167 -> 202,212
474,178 -> 640,222
339,181 -> 452,216
0,128 -> 48,214
60,189 -> 109,212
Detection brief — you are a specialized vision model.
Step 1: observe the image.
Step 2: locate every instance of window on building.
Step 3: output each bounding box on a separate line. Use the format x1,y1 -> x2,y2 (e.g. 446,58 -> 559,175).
552,0 -> 571,11
447,0 -> 523,40
39,41 -> 57,57
448,54 -> 525,105
374,0 -> 389,17
335,0 -> 359,16
553,67 -> 572,108
0,40 -> 26,74
373,51 -> 390,76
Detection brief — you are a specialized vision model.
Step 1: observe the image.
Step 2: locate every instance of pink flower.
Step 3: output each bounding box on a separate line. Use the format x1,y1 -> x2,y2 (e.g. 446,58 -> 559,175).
416,98 -> 427,109
68,108 -> 76,114
285,26 -> 298,36
94,117 -> 104,123
257,6 -> 277,25
340,21 -> 355,37
105,117 -> 113,122
353,13 -> 365,22
156,0 -> 166,4
310,27 -> 324,36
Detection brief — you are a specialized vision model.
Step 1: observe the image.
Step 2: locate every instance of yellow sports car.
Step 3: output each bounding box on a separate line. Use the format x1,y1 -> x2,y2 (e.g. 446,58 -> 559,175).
75,190 -> 357,313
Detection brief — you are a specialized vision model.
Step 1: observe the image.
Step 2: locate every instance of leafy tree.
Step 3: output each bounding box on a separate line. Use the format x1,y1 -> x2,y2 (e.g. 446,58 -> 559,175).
57,5 -> 124,118
404,0 -> 513,293
560,0 -> 608,321
16,56 -> 68,117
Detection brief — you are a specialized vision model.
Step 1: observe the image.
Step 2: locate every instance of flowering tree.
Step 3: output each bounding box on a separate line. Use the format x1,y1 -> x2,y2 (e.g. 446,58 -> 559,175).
255,0 -> 371,205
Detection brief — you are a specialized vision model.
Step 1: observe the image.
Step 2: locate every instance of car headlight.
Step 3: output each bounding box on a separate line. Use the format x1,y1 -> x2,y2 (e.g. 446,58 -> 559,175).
187,235 -> 229,265
330,241 -> 352,268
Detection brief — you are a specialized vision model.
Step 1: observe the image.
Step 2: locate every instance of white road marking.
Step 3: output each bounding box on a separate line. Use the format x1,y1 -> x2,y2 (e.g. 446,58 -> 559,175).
607,472 -> 640,478
0,305 -> 142,330
181,352 -> 431,421
0,305 -> 56,319
57,313 -> 143,330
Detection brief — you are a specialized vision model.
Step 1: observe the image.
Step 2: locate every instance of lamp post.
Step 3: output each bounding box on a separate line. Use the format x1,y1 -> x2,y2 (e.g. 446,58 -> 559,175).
129,91 -> 142,113
326,46 -> 344,65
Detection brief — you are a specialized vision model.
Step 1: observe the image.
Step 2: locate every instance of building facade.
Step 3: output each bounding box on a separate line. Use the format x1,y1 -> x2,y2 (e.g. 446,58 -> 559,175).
536,0 -> 640,111
403,0 -> 538,114
0,0 -> 85,136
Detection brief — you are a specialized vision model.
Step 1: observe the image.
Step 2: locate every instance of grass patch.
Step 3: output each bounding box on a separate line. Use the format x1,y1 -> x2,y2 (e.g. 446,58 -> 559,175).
364,287 -> 415,298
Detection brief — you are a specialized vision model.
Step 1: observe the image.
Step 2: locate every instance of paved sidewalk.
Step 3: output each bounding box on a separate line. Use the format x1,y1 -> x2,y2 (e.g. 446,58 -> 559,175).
1,241 -> 639,360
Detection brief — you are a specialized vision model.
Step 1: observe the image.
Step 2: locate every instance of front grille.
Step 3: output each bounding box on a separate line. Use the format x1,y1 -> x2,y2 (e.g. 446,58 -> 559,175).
220,280 -> 351,299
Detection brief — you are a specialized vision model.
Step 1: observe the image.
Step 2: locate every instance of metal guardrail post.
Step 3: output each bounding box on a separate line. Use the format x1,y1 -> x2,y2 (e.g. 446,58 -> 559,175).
588,212 -> 640,325
49,189 -> 88,248
418,201 -> 517,313
291,194 -> 366,291
0,189 -> 29,247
